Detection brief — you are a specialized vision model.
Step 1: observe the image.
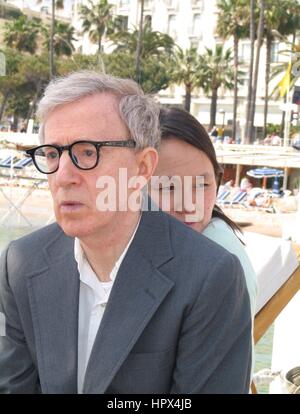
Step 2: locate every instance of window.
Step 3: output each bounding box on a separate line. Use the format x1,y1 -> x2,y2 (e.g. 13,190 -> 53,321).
191,0 -> 203,8
166,0 -> 177,7
239,43 -> 251,62
192,13 -> 201,36
144,15 -> 152,28
271,42 -> 279,63
168,14 -> 177,37
144,0 -> 153,9
114,15 -> 128,31
119,0 -> 129,7
190,39 -> 199,49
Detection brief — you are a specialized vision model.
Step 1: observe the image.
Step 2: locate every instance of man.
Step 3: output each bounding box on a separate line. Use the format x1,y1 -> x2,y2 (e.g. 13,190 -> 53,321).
0,71 -> 252,394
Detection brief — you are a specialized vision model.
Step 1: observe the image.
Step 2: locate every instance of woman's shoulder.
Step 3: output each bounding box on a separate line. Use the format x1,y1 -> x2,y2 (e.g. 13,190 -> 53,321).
203,218 -> 246,254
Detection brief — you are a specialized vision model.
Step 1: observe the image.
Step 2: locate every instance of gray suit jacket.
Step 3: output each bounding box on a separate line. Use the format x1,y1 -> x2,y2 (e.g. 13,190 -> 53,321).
0,209 -> 252,394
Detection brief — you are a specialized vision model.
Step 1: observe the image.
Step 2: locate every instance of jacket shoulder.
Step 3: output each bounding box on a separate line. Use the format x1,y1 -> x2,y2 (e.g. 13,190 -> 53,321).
1,223 -> 67,280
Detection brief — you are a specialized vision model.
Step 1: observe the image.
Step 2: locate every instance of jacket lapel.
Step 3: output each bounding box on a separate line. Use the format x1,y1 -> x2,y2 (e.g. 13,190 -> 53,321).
27,227 -> 79,394
83,209 -> 174,394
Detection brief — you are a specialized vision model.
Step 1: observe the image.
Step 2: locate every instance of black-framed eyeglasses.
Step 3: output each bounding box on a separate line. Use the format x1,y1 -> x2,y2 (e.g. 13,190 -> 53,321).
25,140 -> 136,174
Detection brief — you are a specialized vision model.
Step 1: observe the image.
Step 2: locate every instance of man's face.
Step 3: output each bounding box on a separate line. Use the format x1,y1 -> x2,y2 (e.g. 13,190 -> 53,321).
44,93 -> 139,240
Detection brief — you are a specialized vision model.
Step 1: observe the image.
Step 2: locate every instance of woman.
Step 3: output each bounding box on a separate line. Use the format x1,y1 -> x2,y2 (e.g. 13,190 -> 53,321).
154,107 -> 257,319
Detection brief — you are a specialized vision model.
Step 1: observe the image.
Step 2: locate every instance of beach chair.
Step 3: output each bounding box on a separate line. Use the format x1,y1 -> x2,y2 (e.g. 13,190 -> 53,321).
0,156 -> 17,168
13,157 -> 33,169
222,190 -> 248,207
216,189 -> 230,203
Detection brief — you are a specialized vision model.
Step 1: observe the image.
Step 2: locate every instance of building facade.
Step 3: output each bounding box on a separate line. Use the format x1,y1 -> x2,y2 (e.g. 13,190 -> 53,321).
2,0 -> 299,135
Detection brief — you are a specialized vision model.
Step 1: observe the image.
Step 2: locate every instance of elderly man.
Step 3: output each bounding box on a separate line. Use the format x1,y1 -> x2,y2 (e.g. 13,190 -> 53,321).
0,71 -> 252,394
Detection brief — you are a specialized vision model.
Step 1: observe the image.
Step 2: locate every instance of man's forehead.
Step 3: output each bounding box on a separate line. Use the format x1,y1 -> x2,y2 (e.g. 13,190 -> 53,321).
48,92 -> 120,115
43,93 -> 129,143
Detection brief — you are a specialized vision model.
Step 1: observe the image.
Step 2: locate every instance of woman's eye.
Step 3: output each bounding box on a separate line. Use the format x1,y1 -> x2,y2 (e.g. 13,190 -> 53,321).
194,183 -> 207,189
160,185 -> 175,191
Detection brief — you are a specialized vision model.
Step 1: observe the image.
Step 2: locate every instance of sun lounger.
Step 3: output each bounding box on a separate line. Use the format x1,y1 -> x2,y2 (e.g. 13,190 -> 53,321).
216,189 -> 230,203
13,157 -> 33,169
222,190 -> 248,206
0,156 -> 16,167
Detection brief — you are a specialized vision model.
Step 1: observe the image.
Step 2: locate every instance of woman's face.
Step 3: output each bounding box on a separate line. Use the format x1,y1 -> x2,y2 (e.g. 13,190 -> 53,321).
153,138 -> 217,233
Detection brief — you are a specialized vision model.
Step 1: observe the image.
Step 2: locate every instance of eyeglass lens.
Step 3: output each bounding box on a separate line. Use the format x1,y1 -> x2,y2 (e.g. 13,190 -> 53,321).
34,142 -> 98,173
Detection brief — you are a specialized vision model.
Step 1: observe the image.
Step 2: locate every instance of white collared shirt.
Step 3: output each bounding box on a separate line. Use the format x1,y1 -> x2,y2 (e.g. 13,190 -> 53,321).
75,219 -> 140,394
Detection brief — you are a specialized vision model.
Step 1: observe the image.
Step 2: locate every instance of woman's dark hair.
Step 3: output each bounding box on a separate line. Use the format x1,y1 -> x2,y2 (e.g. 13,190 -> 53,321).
159,106 -> 243,239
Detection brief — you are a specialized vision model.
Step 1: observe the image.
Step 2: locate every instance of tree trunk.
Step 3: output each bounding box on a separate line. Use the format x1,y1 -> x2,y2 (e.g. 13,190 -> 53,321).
98,30 -> 102,52
50,0 -> 55,79
184,84 -> 192,112
12,112 -> 19,132
280,94 -> 287,137
263,34 -> 272,140
232,33 -> 239,142
26,92 -> 40,127
0,91 -> 9,121
244,0 -> 255,143
210,88 -> 218,129
248,0 -> 265,144
135,0 -> 144,83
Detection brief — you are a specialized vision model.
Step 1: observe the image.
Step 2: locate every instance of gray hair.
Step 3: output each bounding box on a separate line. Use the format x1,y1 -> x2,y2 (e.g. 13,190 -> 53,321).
37,71 -> 160,149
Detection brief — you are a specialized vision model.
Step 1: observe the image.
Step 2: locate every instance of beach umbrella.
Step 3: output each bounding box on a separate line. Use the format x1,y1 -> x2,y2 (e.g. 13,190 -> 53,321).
246,167 -> 284,190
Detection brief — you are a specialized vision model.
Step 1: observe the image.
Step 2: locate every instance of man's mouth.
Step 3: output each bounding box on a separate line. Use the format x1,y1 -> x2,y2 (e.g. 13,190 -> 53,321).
59,201 -> 84,212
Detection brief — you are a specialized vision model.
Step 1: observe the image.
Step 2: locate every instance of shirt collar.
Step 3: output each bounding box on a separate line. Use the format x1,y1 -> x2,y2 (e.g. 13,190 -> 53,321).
74,215 -> 141,284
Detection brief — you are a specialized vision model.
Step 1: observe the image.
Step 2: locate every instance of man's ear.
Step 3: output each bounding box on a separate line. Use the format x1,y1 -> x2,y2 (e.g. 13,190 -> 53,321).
136,147 -> 158,185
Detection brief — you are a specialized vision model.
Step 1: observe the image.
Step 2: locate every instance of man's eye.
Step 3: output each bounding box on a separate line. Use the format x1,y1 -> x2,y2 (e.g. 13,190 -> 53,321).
83,149 -> 95,157
46,151 -> 58,160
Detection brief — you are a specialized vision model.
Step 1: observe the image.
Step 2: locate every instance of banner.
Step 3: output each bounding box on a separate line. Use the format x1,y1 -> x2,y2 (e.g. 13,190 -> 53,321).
278,62 -> 291,98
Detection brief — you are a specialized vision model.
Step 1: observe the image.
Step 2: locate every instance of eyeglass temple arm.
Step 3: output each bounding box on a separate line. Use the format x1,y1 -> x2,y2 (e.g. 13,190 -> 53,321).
99,141 -> 136,148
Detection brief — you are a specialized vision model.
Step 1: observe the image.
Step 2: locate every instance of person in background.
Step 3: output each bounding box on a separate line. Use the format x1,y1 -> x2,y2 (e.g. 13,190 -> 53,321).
209,125 -> 218,140
217,126 -> 224,142
154,106 -> 257,353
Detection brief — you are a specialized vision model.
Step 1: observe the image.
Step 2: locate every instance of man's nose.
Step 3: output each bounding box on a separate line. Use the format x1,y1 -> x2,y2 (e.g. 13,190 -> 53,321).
54,151 -> 80,185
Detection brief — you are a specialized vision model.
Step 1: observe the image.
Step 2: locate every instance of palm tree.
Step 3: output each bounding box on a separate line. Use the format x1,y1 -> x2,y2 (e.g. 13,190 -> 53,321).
36,0 -> 64,78
110,24 -> 175,93
79,0 -> 113,52
171,47 -> 203,112
135,0 -> 145,83
244,0 -> 255,143
111,25 -> 174,58
216,0 -> 249,141
4,15 -> 41,54
262,0 -> 300,139
0,48 -> 23,121
43,21 -> 76,57
247,0 -> 265,143
199,45 -> 239,128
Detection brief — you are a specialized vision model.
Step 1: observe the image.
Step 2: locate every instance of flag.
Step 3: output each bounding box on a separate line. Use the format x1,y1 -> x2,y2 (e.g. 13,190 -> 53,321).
278,62 -> 291,98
